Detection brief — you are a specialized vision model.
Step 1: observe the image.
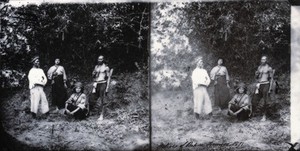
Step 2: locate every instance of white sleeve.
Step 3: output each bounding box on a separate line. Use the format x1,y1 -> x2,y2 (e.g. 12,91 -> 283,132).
191,69 -> 200,89
204,70 -> 211,86
28,69 -> 36,89
224,67 -> 230,81
41,70 -> 47,86
47,66 -> 54,80
191,70 -> 196,89
210,67 -> 216,80
28,69 -> 33,83
62,66 -> 67,81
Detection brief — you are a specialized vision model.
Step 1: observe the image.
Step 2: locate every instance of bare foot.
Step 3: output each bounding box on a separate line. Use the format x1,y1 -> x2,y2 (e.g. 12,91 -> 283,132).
98,114 -> 104,121
260,115 -> 266,122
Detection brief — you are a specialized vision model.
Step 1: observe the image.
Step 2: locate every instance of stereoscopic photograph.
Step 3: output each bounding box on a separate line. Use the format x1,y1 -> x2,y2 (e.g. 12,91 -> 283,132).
0,1 -> 150,150
151,1 -> 291,150
1,0 -> 299,151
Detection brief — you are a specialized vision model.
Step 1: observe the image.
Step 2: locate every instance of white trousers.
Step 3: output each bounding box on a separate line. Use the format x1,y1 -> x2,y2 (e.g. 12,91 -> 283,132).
193,86 -> 212,114
30,86 -> 49,114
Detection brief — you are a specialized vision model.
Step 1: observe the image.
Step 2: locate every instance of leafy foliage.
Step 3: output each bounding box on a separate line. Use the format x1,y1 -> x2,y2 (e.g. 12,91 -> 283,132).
1,3 -> 149,77
0,4 -> 32,72
184,1 -> 290,80
151,2 -> 290,90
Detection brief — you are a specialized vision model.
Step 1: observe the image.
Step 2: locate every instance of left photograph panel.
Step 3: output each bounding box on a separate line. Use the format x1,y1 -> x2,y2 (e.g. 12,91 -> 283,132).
0,2 -> 150,150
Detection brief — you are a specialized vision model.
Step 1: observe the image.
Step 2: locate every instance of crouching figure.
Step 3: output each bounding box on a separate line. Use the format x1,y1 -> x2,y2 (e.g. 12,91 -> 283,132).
228,82 -> 252,121
65,82 -> 89,120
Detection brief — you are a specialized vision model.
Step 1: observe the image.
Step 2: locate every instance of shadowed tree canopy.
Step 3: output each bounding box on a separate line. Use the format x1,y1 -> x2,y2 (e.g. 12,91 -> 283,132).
184,1 -> 290,81
151,1 -> 289,90
1,3 -> 149,78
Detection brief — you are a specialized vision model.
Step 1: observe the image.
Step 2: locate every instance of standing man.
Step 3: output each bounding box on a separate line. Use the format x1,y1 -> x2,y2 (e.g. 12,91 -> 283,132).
92,55 -> 111,119
252,55 -> 274,122
28,56 -> 49,118
47,58 -> 68,112
191,57 -> 212,119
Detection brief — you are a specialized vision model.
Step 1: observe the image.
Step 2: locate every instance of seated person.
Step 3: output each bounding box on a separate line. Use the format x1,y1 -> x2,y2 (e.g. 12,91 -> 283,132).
228,82 -> 252,121
65,82 -> 89,120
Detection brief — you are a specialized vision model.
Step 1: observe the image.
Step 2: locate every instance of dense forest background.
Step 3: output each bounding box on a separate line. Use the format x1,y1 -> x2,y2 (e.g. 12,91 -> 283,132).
151,1 -> 290,90
1,3 -> 149,82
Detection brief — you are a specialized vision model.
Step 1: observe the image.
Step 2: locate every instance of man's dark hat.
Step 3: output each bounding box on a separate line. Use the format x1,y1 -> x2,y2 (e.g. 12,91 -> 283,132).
31,56 -> 39,63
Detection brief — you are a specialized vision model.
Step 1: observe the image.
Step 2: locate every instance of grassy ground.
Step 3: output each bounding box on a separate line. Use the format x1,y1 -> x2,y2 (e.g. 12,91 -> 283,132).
151,83 -> 290,151
0,72 -> 149,150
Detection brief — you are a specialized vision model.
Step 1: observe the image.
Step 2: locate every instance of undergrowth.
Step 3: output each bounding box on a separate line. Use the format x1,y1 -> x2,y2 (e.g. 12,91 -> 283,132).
0,70 -> 149,150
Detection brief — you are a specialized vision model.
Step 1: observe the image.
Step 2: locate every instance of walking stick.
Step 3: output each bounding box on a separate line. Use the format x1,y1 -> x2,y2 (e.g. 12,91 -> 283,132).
98,69 -> 114,121
269,69 -> 275,93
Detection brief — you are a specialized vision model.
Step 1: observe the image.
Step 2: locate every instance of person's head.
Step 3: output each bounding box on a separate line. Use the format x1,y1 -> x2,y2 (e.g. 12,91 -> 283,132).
73,82 -> 84,93
31,56 -> 40,68
217,58 -> 223,66
261,55 -> 267,65
236,82 -> 247,94
196,57 -> 203,68
98,55 -> 104,65
54,58 -> 60,65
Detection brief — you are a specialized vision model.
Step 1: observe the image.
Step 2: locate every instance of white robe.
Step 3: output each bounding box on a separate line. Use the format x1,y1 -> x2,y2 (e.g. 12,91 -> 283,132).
191,67 -> 212,114
28,67 -> 49,114
28,68 -> 47,89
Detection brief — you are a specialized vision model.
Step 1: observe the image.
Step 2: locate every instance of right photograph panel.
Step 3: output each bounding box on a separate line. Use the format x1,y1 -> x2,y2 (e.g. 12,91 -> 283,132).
151,1 -> 290,150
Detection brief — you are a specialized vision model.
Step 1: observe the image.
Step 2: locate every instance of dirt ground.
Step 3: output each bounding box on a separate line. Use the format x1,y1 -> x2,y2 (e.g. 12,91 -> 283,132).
0,75 -> 290,151
151,87 -> 290,151
0,85 -> 149,151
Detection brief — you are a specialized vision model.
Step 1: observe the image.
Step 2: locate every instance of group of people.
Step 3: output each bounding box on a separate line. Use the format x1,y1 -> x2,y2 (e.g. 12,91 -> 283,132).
192,55 -> 274,122
27,55 -> 111,120
28,53 -> 273,122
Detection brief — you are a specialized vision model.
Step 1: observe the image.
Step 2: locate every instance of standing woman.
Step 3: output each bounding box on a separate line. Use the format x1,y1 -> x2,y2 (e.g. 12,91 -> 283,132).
210,58 -> 231,110
191,57 -> 212,119
47,58 -> 68,112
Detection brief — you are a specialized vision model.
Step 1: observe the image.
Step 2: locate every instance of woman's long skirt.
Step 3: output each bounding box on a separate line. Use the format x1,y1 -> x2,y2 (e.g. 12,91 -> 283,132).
52,75 -> 67,109
214,75 -> 230,109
